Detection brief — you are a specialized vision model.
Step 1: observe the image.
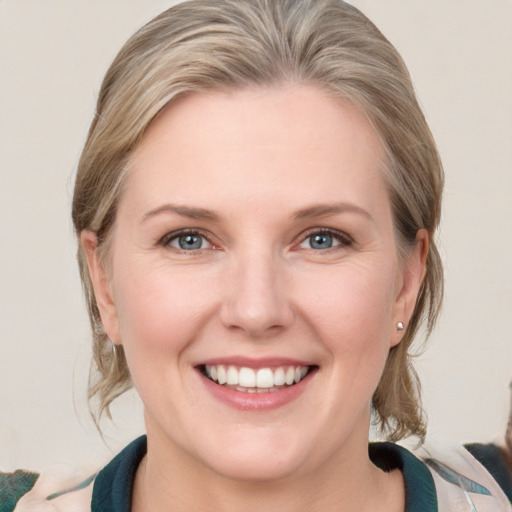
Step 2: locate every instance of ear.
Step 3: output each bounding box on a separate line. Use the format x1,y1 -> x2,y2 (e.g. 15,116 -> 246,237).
390,228 -> 429,347
81,230 -> 121,345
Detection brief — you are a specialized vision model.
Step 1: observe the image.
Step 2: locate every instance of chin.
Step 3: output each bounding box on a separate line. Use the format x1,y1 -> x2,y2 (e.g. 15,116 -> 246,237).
195,428 -> 312,482
206,449 -> 305,483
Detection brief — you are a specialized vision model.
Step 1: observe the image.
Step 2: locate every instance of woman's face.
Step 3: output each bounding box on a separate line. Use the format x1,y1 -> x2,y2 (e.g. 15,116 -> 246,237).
85,85 -> 425,481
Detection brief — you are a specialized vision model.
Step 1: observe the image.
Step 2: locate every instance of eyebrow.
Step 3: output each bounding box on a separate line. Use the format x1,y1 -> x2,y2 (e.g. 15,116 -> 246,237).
141,204 -> 221,223
292,202 -> 372,221
141,201 -> 371,223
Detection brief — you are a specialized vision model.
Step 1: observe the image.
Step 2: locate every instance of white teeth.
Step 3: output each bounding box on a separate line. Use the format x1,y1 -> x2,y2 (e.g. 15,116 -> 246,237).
285,367 -> 295,385
274,367 -> 285,386
256,368 -> 274,388
204,364 -> 311,390
226,366 -> 239,385
234,385 -> 281,393
217,365 -> 227,385
239,367 -> 256,387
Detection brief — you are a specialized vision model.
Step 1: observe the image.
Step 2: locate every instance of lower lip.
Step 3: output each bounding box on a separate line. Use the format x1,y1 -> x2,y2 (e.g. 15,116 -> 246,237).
199,370 -> 314,411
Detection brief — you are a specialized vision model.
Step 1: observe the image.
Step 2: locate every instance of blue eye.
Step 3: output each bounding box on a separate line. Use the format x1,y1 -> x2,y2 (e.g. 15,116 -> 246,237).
176,234 -> 204,250
308,233 -> 335,249
299,230 -> 350,250
163,231 -> 211,251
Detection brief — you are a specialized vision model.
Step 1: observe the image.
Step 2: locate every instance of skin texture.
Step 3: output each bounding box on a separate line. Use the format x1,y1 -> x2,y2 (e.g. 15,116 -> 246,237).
82,85 -> 427,511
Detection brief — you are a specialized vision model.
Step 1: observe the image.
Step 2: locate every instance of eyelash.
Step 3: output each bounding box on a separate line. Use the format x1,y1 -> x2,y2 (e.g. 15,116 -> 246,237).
158,227 -> 353,253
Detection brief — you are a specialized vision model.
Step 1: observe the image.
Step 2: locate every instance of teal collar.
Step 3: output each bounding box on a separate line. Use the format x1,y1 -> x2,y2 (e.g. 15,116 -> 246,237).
370,442 -> 438,511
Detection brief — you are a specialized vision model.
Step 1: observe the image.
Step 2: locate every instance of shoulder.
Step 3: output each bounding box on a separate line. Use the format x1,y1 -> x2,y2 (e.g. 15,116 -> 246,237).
1,436 -> 145,512
416,441 -> 512,512
465,442 -> 512,502
0,466 -> 95,512
371,441 -> 512,511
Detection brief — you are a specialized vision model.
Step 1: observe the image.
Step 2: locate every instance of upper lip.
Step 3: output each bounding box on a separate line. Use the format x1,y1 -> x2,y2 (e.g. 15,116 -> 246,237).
195,356 -> 315,369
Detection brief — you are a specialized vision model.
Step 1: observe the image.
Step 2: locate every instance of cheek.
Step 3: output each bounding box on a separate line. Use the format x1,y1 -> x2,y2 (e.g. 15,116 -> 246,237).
290,263 -> 399,442
110,260 -> 223,419
296,262 -> 398,351
295,261 -> 398,407
112,258 -> 218,362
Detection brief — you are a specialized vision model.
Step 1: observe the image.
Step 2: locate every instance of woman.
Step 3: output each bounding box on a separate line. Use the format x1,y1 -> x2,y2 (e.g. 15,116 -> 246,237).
4,0 -> 511,510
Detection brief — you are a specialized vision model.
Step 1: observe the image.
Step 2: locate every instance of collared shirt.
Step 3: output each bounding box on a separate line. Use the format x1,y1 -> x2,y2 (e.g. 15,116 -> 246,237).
4,436 -> 511,511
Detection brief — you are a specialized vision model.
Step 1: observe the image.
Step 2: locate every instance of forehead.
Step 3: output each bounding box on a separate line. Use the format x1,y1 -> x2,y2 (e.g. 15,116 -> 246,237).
123,84 -> 389,218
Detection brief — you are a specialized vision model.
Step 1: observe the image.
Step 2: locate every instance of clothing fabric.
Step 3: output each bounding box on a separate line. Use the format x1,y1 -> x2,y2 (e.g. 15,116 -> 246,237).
2,436 -> 511,511
465,443 -> 512,503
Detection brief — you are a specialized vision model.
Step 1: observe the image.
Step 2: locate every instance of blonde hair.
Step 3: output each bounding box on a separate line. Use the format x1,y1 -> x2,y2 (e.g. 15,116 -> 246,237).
72,0 -> 443,441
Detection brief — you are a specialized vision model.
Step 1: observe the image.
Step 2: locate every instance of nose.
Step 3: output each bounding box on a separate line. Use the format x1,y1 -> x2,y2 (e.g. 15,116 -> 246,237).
219,250 -> 294,338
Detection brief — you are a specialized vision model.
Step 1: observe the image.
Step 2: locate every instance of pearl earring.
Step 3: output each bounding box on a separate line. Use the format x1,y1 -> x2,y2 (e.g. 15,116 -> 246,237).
396,322 -> 404,331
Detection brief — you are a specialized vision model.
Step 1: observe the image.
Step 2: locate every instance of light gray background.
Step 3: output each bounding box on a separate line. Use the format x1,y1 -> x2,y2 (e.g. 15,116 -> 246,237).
1,1 -> 511,471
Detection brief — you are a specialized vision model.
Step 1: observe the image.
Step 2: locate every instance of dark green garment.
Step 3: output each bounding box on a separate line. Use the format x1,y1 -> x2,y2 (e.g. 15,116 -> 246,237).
0,470 -> 39,512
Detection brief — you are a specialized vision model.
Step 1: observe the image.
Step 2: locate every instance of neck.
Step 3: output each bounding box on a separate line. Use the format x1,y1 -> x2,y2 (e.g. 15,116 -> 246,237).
132,434 -> 405,512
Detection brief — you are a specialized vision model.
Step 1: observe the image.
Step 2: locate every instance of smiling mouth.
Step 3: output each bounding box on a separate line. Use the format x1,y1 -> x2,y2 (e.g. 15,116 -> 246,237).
199,364 -> 317,393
